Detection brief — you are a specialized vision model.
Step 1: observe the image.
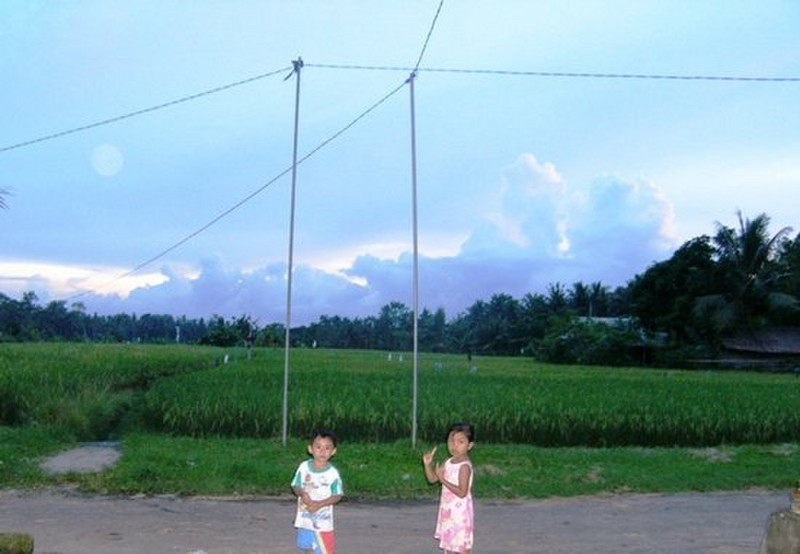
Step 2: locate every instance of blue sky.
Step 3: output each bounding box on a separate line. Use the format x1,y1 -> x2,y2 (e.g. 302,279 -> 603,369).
2,1 -> 799,325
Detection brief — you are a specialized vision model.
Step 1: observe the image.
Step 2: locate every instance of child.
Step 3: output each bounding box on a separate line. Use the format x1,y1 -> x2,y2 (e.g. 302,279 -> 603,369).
291,429 -> 343,554
422,422 -> 475,554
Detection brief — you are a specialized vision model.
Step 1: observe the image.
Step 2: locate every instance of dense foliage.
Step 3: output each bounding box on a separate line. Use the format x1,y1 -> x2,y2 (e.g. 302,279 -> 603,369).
629,213 -> 799,344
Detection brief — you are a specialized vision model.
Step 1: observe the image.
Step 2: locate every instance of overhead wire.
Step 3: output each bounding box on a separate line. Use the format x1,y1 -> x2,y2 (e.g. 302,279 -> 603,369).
307,63 -> 800,82
413,0 -> 445,72
4,62 -> 797,157
67,78 -> 409,301
66,0 -> 449,302
0,66 -> 291,154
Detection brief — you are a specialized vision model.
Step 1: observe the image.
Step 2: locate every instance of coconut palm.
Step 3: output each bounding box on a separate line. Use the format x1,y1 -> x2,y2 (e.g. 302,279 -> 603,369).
697,211 -> 795,331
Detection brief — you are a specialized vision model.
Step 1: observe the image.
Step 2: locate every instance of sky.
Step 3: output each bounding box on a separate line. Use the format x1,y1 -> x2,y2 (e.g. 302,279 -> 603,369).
2,1 -> 799,325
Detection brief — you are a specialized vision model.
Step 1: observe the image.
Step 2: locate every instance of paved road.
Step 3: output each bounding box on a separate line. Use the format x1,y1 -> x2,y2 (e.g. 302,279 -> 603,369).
0,488 -> 788,553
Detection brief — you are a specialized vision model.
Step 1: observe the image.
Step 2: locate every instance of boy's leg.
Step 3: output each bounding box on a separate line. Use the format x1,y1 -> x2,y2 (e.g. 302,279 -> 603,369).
296,528 -> 317,553
316,529 -> 335,554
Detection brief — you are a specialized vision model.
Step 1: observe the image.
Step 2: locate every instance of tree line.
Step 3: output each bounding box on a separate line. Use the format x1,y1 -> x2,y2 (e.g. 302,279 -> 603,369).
2,212 -> 797,366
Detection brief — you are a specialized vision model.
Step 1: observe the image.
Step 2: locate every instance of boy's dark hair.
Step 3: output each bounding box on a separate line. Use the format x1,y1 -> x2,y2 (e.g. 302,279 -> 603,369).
447,422 -> 475,443
310,428 -> 338,447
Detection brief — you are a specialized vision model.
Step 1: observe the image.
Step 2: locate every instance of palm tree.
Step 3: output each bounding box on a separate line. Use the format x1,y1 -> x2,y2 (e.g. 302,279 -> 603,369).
570,281 -> 609,317
0,187 -> 9,209
699,211 -> 795,331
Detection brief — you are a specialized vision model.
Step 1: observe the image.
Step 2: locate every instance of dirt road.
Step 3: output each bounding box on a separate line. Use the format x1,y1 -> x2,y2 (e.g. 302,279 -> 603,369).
0,488 -> 787,553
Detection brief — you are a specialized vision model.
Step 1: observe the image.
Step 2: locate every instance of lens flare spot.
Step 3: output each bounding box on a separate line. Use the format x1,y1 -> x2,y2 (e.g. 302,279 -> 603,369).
92,143 -> 124,177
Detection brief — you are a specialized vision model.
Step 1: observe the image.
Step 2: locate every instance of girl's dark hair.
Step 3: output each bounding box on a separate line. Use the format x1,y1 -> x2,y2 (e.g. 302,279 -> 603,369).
310,428 -> 338,447
447,422 -> 475,443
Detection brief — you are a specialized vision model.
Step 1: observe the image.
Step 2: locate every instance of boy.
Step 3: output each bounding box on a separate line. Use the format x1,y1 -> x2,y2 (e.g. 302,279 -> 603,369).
291,429 -> 343,554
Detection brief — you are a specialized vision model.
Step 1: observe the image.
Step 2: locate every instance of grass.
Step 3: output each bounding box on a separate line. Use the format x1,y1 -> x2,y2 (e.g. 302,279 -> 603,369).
0,425 -> 75,487
2,427 -> 798,500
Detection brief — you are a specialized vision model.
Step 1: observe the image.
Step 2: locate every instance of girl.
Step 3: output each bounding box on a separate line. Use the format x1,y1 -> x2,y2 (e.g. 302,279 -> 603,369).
422,422 -> 475,554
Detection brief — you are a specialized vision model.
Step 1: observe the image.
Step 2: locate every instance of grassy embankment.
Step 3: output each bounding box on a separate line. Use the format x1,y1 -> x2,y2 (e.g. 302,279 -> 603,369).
1,343 -> 798,499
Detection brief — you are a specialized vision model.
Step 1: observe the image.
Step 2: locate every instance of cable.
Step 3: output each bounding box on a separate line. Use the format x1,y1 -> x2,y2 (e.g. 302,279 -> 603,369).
413,0 -> 445,72
306,63 -> 800,82
67,78 -> 408,301
0,66 -> 291,154
5,60 -> 795,157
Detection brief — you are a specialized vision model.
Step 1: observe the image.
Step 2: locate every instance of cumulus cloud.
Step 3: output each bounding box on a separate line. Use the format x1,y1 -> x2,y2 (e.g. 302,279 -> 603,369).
399,156 -> 677,316
74,154 -> 679,324
567,175 -> 678,266
462,154 -> 567,259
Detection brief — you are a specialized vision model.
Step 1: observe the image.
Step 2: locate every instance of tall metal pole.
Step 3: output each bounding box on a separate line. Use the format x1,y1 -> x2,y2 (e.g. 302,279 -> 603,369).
408,71 -> 420,448
283,57 -> 303,447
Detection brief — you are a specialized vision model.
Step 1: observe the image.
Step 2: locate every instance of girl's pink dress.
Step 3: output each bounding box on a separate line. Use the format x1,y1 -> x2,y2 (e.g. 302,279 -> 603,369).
434,458 -> 474,552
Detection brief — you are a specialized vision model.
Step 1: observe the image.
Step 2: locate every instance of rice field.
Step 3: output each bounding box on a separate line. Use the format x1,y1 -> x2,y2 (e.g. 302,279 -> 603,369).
3,343 -> 797,447
0,343 -> 213,438
144,349 -> 800,446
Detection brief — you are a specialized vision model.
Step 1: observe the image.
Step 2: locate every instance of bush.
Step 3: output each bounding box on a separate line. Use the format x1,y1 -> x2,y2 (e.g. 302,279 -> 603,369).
533,316 -> 643,365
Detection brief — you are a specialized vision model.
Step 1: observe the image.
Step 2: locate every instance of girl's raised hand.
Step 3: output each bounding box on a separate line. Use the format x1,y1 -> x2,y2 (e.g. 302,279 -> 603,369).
422,445 -> 437,466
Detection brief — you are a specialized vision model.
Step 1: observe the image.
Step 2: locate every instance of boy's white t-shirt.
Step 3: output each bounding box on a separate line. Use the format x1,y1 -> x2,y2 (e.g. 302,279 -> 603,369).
291,459 -> 343,532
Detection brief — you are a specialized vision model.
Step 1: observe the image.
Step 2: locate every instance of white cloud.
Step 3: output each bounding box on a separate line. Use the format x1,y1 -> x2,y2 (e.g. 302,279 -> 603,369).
462,154 -> 567,259
0,259 -> 164,302
566,175 -> 678,269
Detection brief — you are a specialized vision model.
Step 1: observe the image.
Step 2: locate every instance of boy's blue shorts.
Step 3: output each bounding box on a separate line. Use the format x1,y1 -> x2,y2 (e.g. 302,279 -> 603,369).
296,528 -> 334,553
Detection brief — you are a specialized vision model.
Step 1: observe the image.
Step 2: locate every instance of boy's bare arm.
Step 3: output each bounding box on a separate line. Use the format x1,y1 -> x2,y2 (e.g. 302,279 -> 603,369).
304,494 -> 342,512
316,494 -> 343,508
292,487 -> 312,505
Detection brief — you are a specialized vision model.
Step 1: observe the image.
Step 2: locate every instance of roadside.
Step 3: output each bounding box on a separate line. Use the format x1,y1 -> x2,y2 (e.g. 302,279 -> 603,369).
0,444 -> 788,553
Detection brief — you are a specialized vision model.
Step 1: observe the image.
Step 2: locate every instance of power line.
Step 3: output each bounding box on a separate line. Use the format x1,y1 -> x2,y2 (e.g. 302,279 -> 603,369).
307,63 -> 800,82
67,78 -> 408,301
0,66 -> 291,154
5,61 -> 795,158
413,0 -> 445,72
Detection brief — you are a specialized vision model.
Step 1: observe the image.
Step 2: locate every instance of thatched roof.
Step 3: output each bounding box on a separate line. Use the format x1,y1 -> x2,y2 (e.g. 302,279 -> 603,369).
722,327 -> 800,355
